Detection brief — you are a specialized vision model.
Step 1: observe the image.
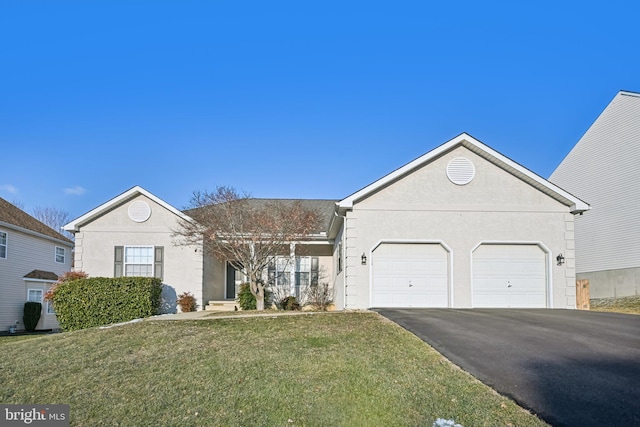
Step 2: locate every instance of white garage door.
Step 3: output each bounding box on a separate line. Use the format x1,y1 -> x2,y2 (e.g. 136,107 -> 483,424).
472,244 -> 547,308
372,243 -> 449,308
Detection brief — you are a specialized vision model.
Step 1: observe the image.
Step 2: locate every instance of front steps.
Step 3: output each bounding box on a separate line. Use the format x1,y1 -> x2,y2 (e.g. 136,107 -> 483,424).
205,300 -> 239,312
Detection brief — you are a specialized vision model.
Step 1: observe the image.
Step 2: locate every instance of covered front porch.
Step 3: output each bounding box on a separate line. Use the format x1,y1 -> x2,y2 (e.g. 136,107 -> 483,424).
203,241 -> 334,311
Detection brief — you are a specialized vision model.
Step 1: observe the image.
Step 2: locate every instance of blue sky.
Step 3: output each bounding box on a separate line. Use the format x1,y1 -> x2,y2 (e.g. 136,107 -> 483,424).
1,1 -> 639,220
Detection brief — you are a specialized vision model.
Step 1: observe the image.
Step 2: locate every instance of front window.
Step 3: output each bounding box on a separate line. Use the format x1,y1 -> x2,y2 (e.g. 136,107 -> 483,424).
55,246 -> 65,263
268,256 -> 319,298
0,231 -> 6,259
124,246 -> 154,277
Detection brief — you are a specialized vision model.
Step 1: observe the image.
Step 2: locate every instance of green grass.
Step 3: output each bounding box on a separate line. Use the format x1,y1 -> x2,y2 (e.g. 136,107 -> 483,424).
0,334 -> 44,344
590,295 -> 640,314
0,312 -> 547,426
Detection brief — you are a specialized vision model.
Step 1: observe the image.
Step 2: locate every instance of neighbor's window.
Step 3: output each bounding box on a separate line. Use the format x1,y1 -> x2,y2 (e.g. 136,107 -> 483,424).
124,246 -> 154,277
336,241 -> 343,274
28,289 -> 43,303
55,246 -> 65,263
0,231 -> 6,259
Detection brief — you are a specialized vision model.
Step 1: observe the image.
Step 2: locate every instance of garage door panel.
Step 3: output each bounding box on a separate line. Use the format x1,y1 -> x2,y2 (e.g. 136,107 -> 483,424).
372,243 -> 449,308
473,244 -> 547,308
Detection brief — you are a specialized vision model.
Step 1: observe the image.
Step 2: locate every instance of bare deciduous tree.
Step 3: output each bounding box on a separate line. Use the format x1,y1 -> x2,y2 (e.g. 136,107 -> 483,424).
32,206 -> 72,238
10,199 -> 25,210
174,186 -> 320,310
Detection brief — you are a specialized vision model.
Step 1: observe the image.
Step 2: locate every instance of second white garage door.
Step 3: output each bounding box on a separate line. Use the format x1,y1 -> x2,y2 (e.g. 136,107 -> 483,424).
472,244 -> 547,308
371,243 -> 449,308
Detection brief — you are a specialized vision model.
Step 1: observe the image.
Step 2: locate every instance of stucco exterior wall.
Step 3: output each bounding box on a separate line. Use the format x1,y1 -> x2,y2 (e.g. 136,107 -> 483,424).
0,226 -> 72,331
73,194 -> 206,311
341,146 -> 576,309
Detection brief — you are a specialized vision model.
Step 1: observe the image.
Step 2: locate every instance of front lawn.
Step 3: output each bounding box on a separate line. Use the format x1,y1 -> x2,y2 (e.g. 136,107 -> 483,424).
0,312 -> 547,426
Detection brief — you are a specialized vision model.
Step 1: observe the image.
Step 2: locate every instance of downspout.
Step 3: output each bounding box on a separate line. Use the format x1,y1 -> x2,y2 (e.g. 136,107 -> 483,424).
334,208 -> 348,309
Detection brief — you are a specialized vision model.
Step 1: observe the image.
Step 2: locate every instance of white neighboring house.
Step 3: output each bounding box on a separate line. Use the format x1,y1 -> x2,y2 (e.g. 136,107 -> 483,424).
0,198 -> 73,331
550,90 -> 640,298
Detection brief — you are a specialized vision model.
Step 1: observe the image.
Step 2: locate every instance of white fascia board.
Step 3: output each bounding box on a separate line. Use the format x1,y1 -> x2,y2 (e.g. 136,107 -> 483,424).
338,133 -> 590,213
620,90 -> 640,98
63,185 -> 193,231
23,278 -> 57,284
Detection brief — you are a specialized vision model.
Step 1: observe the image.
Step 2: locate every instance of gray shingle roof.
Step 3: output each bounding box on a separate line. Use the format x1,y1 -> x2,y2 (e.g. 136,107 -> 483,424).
185,198 -> 337,234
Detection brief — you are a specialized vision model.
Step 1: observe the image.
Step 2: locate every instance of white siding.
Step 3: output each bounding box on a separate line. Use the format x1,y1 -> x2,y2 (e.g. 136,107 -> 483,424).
550,91 -> 640,273
0,227 -> 72,331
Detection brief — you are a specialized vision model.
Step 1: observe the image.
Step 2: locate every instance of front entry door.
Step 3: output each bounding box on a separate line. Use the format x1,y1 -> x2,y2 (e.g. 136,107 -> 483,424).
226,262 -> 239,300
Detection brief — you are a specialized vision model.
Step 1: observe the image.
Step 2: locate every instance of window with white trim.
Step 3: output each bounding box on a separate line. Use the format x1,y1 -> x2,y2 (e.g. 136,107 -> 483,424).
336,241 -> 343,274
0,231 -> 6,259
55,246 -> 65,263
124,246 -> 154,277
114,246 -> 163,279
28,289 -> 43,303
268,256 -> 319,297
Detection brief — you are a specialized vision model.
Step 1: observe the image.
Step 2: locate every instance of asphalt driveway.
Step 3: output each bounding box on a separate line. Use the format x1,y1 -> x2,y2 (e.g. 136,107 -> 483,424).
374,309 -> 640,427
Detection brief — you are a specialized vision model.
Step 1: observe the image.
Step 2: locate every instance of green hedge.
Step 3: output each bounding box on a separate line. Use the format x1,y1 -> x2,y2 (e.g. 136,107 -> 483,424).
49,277 -> 162,331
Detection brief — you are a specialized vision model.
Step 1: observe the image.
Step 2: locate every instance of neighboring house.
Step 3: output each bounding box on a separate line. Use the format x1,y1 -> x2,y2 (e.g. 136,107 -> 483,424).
64,132 -> 589,310
550,90 -> 640,298
62,187 -> 336,311
0,198 -> 73,331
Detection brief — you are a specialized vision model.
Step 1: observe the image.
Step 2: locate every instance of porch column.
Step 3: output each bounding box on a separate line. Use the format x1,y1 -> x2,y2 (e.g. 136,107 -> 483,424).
290,242 -> 296,297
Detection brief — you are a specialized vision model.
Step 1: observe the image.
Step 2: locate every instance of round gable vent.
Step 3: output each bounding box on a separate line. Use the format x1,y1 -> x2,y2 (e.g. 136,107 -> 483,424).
446,157 -> 475,185
128,200 -> 152,222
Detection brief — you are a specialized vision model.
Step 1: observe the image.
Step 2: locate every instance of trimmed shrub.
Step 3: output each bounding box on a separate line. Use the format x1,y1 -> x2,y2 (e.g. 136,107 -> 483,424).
177,292 -> 198,312
238,282 -> 271,310
23,302 -> 42,332
48,277 -> 162,331
280,296 -> 300,311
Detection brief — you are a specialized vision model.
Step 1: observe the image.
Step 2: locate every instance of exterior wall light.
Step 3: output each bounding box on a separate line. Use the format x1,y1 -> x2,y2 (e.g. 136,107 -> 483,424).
556,253 -> 565,266
361,253 -> 367,265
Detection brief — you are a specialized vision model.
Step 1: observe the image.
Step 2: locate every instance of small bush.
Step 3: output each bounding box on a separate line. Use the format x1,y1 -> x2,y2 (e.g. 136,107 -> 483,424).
177,292 -> 198,312
238,282 -> 271,310
280,296 -> 300,311
23,302 -> 42,331
305,282 -> 333,311
48,277 -> 162,331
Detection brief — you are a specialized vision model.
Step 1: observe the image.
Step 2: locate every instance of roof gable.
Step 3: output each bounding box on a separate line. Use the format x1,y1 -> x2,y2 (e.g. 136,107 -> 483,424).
0,197 -> 73,244
63,186 -> 191,232
338,133 -> 590,214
